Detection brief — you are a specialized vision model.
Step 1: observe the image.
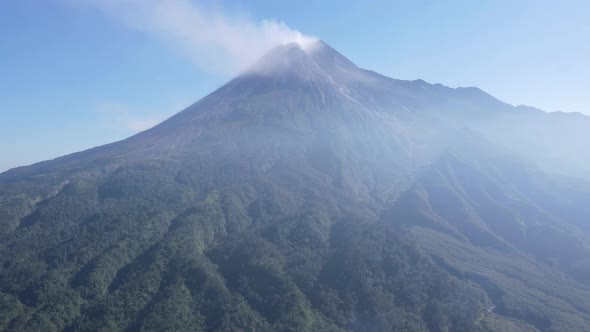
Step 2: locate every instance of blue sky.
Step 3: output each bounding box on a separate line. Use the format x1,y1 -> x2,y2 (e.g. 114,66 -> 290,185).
1,0 -> 589,172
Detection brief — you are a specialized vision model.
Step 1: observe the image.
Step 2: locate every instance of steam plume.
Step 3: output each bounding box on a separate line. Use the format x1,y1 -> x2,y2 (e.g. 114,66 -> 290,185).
71,0 -> 316,74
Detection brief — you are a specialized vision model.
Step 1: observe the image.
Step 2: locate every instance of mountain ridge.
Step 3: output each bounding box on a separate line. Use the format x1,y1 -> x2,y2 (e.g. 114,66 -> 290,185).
1,40 -> 590,332
2,40 -> 588,179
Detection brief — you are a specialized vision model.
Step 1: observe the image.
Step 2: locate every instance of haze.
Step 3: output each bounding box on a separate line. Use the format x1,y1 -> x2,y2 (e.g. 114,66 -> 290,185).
2,2 -> 590,331
1,0 -> 589,171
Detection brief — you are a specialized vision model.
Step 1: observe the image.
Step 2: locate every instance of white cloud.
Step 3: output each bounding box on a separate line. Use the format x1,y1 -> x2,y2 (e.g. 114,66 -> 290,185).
67,0 -> 315,74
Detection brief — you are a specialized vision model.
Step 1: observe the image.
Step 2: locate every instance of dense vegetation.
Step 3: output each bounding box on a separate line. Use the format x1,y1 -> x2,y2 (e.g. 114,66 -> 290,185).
1,41 -> 589,331
0,161 -> 493,331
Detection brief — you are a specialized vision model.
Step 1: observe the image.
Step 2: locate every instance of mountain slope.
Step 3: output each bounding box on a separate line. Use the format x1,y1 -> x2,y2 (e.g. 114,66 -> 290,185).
383,136 -> 590,331
1,40 -> 590,332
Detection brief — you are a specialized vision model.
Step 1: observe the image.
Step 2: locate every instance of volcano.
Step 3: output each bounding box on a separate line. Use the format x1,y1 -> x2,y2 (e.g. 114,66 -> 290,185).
1,40 -> 590,332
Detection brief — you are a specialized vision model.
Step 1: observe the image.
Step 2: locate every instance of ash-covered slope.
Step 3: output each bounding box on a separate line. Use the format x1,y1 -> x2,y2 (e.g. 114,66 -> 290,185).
1,40 -> 590,332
